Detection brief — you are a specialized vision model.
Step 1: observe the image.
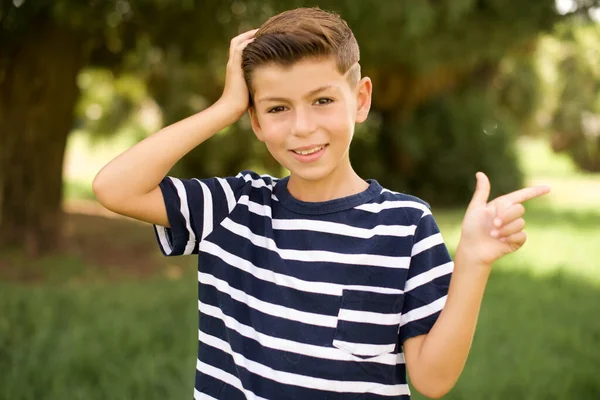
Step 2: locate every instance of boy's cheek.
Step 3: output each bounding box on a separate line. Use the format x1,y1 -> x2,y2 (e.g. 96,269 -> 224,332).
251,116 -> 282,142
255,129 -> 277,146
259,123 -> 289,143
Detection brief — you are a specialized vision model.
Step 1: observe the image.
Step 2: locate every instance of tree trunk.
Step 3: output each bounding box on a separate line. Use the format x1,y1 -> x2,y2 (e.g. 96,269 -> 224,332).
0,22 -> 84,257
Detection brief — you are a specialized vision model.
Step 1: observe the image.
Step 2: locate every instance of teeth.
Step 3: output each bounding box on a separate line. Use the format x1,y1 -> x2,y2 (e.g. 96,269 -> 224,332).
294,146 -> 324,155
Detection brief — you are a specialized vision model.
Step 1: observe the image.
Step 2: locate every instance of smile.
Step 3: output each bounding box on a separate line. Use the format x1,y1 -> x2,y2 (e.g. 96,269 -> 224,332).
289,144 -> 329,163
292,145 -> 326,155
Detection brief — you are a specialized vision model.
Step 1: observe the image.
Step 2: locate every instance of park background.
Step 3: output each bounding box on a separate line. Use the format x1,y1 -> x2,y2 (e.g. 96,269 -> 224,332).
1,0 -> 599,399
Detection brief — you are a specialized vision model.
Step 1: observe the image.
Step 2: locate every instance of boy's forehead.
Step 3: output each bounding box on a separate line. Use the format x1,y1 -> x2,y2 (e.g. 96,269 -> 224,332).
252,58 -> 347,100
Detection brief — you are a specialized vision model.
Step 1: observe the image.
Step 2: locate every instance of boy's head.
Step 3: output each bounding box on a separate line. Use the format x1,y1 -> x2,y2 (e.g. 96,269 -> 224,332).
242,7 -> 372,185
242,7 -> 361,97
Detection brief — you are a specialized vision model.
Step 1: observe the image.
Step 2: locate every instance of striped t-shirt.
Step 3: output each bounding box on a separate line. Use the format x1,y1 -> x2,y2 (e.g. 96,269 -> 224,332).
154,170 -> 453,400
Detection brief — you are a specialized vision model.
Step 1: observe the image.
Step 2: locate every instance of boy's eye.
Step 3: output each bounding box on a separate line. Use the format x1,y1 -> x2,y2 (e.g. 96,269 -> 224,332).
314,98 -> 334,105
267,106 -> 286,114
266,98 -> 332,113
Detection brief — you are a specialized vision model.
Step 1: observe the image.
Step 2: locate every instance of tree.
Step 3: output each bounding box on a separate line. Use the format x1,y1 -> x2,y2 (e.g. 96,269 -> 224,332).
0,0 -> 266,255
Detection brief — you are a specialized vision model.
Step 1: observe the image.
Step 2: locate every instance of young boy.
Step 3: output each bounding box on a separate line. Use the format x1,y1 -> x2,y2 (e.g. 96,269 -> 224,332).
93,7 -> 550,400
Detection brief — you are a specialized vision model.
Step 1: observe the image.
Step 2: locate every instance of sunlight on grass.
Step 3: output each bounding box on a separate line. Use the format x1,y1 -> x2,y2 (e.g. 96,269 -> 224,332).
505,206 -> 600,283
434,200 -> 600,286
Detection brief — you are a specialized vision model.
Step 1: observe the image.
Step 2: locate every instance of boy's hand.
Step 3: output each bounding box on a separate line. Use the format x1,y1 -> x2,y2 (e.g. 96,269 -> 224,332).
457,172 -> 551,267
218,29 -> 259,120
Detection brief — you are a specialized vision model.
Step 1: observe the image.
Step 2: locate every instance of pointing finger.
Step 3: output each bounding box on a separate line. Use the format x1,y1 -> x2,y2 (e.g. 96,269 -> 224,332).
498,185 -> 551,206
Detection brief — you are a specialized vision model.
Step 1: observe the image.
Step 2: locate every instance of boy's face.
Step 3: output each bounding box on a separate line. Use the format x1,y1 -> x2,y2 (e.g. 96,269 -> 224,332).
248,57 -> 372,183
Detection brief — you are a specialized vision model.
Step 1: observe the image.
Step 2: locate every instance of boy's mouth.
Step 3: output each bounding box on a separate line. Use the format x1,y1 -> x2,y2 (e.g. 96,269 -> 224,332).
291,144 -> 328,155
290,144 -> 329,162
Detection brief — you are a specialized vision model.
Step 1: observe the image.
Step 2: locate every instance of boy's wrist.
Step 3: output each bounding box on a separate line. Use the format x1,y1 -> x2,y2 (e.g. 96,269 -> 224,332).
454,241 -> 493,272
214,95 -> 249,124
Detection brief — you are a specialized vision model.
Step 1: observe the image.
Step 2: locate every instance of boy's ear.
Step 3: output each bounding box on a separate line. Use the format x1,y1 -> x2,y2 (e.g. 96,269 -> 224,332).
355,77 -> 372,124
248,106 -> 265,142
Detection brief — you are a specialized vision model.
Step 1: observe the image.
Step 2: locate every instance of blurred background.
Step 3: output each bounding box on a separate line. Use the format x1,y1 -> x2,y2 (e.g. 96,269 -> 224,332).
1,0 -> 599,399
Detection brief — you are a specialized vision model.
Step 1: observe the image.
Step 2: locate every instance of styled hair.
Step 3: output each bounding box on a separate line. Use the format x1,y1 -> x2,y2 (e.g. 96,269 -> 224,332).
242,7 -> 361,102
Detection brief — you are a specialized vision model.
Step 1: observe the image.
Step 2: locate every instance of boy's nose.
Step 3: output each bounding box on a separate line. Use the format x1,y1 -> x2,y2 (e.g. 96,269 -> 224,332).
291,108 -> 316,137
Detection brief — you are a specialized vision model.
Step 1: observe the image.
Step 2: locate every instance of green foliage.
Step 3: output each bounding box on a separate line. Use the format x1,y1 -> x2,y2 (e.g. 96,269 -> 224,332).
548,22 -> 600,171
298,0 -> 561,71
497,53 -> 544,134
74,69 -> 152,142
352,85 -> 523,206
0,0 -> 125,57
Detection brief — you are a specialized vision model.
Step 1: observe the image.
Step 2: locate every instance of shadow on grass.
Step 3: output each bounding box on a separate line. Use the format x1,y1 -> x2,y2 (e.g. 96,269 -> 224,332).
0,211 -> 193,284
1,266 -> 599,400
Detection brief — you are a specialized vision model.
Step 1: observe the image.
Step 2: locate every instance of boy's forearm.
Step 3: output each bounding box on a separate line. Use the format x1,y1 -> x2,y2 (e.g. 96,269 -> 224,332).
93,100 -> 241,200
407,244 -> 491,397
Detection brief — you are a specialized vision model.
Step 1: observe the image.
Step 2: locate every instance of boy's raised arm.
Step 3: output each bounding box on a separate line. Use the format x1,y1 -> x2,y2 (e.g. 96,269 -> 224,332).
92,30 -> 257,227
403,173 -> 550,399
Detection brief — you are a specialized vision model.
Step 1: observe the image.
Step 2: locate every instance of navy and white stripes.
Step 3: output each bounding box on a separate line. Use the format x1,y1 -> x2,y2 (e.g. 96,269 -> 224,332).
153,170 -> 453,399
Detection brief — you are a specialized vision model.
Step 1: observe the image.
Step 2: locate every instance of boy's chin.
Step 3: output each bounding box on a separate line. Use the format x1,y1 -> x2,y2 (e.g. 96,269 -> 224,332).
286,164 -> 335,183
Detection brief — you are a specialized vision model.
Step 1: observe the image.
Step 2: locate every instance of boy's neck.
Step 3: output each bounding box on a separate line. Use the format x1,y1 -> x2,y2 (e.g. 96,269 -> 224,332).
286,161 -> 369,203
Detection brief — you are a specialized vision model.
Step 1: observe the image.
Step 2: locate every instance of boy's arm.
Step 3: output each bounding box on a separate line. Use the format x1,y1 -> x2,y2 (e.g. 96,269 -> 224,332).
403,173 -> 550,399
403,251 -> 490,399
92,29 -> 257,226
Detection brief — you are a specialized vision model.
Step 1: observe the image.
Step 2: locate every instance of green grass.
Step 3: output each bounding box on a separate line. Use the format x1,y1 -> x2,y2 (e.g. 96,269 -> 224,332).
0,277 -> 198,400
2,137 -> 598,399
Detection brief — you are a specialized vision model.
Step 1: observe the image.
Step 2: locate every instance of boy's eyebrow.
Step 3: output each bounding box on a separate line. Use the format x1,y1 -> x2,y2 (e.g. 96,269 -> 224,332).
257,85 -> 337,103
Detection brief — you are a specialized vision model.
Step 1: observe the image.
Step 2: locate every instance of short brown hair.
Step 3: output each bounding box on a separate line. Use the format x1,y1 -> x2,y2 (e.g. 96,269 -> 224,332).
242,7 -> 361,100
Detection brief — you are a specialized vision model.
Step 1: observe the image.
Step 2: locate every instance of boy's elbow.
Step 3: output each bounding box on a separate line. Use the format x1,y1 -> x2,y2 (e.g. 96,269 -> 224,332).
92,172 -> 120,209
92,174 -> 109,203
411,376 -> 456,399
413,383 -> 451,399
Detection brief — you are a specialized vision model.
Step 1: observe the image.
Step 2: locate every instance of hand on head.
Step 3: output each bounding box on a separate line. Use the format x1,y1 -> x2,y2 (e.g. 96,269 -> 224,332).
219,29 -> 259,119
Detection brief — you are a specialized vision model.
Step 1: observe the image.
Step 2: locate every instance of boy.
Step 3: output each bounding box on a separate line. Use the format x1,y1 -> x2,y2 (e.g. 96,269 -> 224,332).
93,7 -> 550,400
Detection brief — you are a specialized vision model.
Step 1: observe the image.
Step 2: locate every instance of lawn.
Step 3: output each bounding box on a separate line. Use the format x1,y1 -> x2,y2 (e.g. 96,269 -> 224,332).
1,136 -> 599,399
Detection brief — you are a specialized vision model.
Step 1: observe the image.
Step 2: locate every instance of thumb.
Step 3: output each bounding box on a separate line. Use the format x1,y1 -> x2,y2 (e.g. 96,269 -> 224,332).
468,172 -> 490,208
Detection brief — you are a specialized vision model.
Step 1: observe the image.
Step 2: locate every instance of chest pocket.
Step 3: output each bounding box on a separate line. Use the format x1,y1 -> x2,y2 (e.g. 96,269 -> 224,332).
332,289 -> 405,358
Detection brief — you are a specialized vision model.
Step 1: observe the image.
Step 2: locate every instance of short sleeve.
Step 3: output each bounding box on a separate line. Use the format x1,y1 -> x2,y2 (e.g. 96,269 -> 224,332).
399,211 -> 454,343
153,175 -> 246,256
